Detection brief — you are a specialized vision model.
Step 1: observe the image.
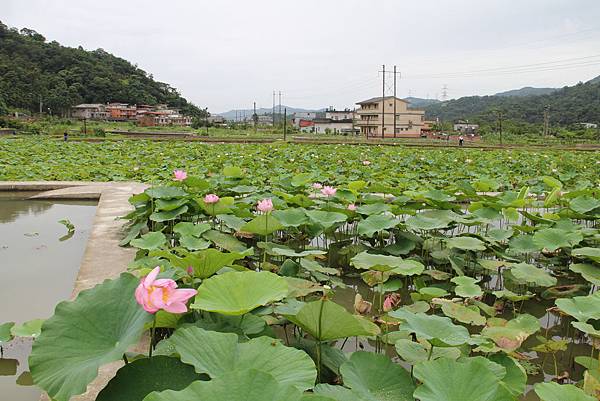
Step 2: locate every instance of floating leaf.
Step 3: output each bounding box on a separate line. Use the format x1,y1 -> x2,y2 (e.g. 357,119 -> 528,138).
533,228 -> 582,251
350,251 -> 424,275
394,339 -> 461,364
173,222 -> 211,237
192,271 -> 288,315
572,247 -> 600,263
451,276 -> 483,298
436,300 -> 486,326
305,210 -> 348,230
569,195 -> 600,214
570,264 -> 600,285
11,319 -> 44,337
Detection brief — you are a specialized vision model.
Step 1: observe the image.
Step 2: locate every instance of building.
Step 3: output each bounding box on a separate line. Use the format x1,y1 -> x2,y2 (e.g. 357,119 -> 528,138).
71,104 -> 108,120
578,122 -> 598,129
453,120 -> 479,134
292,111 -> 318,127
257,115 -> 273,125
208,115 -> 226,125
355,96 -> 425,137
313,118 -> 355,134
138,111 -> 192,127
324,108 -> 354,121
298,120 -> 315,132
106,103 -> 137,121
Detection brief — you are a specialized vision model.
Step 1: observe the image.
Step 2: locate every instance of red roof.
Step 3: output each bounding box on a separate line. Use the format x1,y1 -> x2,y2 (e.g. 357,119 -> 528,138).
299,120 -> 314,127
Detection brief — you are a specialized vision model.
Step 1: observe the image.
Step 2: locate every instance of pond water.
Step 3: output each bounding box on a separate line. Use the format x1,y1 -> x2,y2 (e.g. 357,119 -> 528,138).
0,193 -> 97,401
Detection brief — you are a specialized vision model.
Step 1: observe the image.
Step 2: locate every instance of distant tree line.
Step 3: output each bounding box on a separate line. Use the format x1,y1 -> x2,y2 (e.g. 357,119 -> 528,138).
0,22 -> 204,117
424,79 -> 600,127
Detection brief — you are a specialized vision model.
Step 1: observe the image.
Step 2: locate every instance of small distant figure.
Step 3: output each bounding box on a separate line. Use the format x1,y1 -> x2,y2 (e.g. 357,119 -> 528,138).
63,131 -> 68,141
458,135 -> 464,147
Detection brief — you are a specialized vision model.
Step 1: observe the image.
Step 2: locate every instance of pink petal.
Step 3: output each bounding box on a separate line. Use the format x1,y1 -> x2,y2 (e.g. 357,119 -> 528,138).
144,267 -> 161,287
168,288 -> 197,303
163,302 -> 189,314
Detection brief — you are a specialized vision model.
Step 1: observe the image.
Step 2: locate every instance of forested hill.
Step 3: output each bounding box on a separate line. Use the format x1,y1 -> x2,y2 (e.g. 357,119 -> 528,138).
424,78 -> 600,125
0,22 -> 202,116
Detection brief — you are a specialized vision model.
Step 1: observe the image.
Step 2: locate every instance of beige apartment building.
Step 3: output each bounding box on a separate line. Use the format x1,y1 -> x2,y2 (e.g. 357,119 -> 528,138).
355,96 -> 425,137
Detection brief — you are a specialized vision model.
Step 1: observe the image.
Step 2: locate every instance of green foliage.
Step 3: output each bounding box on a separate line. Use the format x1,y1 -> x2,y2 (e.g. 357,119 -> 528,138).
0,22 -> 202,115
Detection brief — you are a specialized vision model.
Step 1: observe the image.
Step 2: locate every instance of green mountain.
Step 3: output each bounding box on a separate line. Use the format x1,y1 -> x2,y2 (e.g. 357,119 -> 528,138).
425,79 -> 600,125
0,22 -> 203,116
493,87 -> 556,97
404,97 -> 441,108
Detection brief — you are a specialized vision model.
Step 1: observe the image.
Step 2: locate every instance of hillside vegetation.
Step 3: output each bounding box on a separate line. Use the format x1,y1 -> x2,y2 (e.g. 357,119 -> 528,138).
0,22 -> 202,116
425,78 -> 600,125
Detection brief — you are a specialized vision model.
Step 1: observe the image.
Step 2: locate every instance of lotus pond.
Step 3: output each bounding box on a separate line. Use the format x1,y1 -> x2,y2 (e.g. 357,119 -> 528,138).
0,194 -> 96,401
4,165 -> 599,401
0,138 -> 599,190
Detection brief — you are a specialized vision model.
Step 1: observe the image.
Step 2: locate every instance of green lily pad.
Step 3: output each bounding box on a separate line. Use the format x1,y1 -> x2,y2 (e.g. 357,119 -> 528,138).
481,314 -> 540,352
350,251 -> 424,275
388,310 -> 470,346
29,273 -> 153,401
394,339 -> 461,364
0,322 -> 14,343
534,382 -> 595,401
284,299 -> 380,341
305,210 -> 348,230
555,293 -> 600,322
572,247 -> 600,263
338,351 -> 415,401
510,262 -> 557,287
192,271 -> 288,315
240,214 -> 284,236
189,249 -> 250,279
413,357 -> 515,401
145,186 -> 188,199
451,276 -> 483,298
272,208 -> 309,227
570,264 -> 600,285
572,322 -> 600,337
446,237 -> 487,251
144,369 -> 303,401
436,300 -> 486,326
150,205 -> 188,222
357,214 -> 400,237
570,195 -> 600,214
10,319 -> 44,337
173,222 -> 211,237
179,235 -> 211,250
533,228 -> 582,251
96,356 -> 202,401
202,230 -> 248,253
168,327 -> 316,390
131,232 -> 167,250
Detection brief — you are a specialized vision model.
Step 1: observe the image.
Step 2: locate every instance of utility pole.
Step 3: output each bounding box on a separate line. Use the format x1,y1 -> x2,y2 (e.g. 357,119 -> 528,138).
83,117 -> 87,135
205,108 -> 209,135
278,91 -> 282,128
495,110 -> 503,145
253,101 -> 257,135
39,95 -> 42,114
272,91 -> 276,126
283,108 -> 287,141
543,105 -> 550,136
381,64 -> 385,139
352,107 -> 356,136
393,65 -> 397,138
441,85 -> 448,101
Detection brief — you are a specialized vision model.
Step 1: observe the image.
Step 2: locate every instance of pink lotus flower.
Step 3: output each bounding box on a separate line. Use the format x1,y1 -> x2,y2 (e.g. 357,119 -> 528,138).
383,294 -> 401,312
204,194 -> 220,204
347,203 -> 357,211
173,170 -> 187,181
257,198 -> 274,213
135,267 -> 197,314
187,266 -> 194,275
362,160 -> 371,166
321,186 -> 337,197
312,183 -> 323,190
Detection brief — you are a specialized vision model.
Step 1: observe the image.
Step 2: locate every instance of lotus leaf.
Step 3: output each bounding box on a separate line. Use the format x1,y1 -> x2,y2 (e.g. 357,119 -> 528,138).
357,214 -> 400,237
534,382 -> 595,401
29,273 -> 153,401
131,232 -> 167,250
284,299 -> 380,341
510,263 -> 557,287
532,228 -> 582,251
394,338 -> 461,363
446,236 -> 487,251
555,293 -> 600,322
192,271 -> 288,315
451,276 -> 483,298
168,327 -> 316,390
96,356 -> 202,401
481,314 -> 540,352
570,263 -> 600,285
388,310 -> 471,346
240,214 -> 284,236
572,247 -> 600,263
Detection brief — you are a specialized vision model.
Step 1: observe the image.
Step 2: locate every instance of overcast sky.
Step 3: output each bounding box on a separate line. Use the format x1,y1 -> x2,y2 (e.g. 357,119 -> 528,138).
4,0 -> 600,112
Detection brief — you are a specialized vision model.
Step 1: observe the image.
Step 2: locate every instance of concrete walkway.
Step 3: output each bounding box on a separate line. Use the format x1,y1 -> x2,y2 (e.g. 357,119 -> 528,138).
1,181 -> 148,401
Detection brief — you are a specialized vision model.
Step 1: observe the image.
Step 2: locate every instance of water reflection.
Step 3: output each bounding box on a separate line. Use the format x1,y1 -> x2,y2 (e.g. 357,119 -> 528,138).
0,196 -> 97,401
